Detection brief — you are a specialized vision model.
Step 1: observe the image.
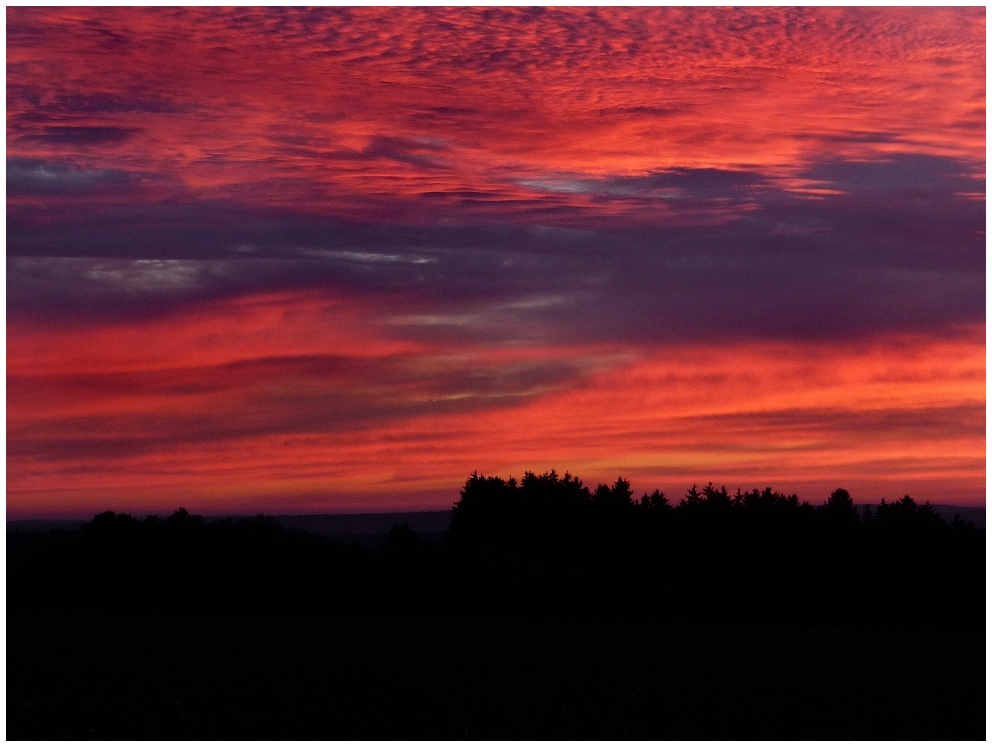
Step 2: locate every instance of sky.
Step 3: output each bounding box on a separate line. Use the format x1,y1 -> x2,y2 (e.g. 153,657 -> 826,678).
6,6 -> 986,518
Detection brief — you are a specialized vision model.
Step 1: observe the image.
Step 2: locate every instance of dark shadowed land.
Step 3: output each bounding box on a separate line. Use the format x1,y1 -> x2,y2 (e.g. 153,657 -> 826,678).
6,502 -> 985,536
270,510 -> 452,548
8,612 -> 983,740
7,473 -> 985,739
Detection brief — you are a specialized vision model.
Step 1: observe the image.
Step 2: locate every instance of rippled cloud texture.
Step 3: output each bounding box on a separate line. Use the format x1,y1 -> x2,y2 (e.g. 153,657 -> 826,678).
7,7 -> 985,516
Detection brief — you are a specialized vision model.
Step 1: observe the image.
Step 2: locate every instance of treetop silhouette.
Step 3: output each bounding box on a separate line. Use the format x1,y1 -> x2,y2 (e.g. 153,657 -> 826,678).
7,472 -> 984,625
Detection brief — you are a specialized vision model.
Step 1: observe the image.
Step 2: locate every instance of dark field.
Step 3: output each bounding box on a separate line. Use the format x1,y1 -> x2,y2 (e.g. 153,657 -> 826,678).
8,611 -> 984,740
9,478 -> 985,739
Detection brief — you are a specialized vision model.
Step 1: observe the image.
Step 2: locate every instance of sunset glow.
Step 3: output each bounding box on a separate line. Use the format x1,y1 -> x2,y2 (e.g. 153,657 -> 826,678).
7,7 -> 985,517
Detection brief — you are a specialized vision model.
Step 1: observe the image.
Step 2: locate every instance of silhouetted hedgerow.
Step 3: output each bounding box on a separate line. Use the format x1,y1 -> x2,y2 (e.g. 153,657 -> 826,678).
6,472 -> 984,625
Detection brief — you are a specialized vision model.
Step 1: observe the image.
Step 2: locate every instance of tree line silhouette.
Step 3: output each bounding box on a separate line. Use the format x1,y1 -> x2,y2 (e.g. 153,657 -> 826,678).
8,471 -> 984,624
446,471 -> 983,623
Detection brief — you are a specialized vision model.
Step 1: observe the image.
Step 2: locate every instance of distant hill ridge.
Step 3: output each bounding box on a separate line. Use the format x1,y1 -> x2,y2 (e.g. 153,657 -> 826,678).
6,510 -> 455,538
7,505 -> 984,533
271,511 -> 452,541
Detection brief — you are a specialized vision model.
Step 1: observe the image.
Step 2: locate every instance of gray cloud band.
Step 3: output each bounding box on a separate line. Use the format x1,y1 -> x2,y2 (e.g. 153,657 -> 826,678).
7,153 -> 984,343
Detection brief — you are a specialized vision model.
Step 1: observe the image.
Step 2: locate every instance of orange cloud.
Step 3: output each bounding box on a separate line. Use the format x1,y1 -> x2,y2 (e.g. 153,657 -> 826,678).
8,289 -> 983,517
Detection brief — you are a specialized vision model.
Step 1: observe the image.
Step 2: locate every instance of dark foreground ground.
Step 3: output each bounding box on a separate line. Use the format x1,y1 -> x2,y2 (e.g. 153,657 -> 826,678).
8,611 -> 984,740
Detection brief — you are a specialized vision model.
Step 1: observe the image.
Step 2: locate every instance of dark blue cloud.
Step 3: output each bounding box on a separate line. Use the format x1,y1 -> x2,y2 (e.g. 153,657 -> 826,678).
50,92 -> 185,115
7,158 -> 139,195
25,125 -> 142,145
801,154 -> 983,194
10,92 -> 187,125
7,154 -> 984,344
